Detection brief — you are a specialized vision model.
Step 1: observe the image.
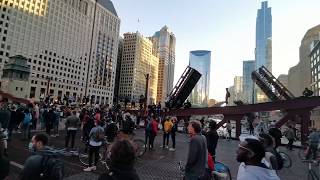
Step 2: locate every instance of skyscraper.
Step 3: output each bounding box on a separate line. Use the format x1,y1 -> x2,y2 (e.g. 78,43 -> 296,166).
118,32 -> 159,105
255,1 -> 272,103
234,76 -> 243,101
188,50 -> 211,107
242,60 -> 255,104
150,26 -> 176,105
0,0 -> 120,105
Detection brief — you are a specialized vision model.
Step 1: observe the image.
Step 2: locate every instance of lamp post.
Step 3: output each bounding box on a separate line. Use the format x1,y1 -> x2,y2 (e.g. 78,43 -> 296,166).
46,76 -> 51,97
144,73 -> 149,110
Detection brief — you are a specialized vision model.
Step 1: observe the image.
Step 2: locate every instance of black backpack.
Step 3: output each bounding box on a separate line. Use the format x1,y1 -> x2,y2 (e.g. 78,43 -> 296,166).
39,155 -> 64,180
272,150 -> 284,170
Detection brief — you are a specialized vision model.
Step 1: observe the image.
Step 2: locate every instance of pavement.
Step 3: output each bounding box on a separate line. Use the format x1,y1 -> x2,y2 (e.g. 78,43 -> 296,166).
4,129 -> 314,180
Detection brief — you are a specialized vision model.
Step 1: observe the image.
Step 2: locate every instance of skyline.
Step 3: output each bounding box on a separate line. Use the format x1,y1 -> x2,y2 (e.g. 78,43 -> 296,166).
113,0 -> 320,102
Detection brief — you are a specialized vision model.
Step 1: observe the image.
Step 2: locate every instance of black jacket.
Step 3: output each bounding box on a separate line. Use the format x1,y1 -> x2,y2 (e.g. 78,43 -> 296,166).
205,130 -> 219,156
98,168 -> 140,180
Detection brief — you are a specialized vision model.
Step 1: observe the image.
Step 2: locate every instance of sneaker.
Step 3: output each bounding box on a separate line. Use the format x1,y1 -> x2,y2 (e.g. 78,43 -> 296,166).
169,148 -> 175,151
160,145 -> 164,148
166,146 -> 169,149
83,167 -> 93,172
91,166 -> 97,171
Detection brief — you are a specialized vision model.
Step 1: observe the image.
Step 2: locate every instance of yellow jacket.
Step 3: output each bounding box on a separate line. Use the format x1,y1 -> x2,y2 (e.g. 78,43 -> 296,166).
164,120 -> 173,133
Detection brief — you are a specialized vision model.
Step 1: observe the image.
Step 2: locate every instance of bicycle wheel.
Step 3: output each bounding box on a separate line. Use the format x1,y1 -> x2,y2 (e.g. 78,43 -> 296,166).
279,151 -> 292,168
299,145 -> 309,160
78,147 -> 89,166
308,169 -> 319,180
214,161 -> 232,180
133,139 -> 147,158
79,146 -> 102,166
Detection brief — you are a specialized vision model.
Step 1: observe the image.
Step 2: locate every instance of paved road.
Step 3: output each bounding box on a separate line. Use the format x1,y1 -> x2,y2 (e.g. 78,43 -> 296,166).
5,129 -> 311,180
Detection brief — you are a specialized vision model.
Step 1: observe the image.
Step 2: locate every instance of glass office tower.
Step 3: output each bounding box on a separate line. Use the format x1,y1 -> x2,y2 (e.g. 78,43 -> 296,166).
189,50 -> 211,107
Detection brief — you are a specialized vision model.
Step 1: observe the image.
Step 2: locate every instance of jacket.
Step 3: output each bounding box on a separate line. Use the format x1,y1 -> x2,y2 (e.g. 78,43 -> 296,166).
65,115 -> 80,130
164,120 -> 173,133
89,126 -> 105,146
206,130 -> 219,156
151,120 -> 158,136
20,147 -> 62,180
98,168 -> 140,180
186,134 -> 207,176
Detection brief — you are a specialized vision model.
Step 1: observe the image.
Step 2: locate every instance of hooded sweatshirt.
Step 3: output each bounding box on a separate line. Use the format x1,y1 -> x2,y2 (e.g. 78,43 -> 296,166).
20,147 -> 62,180
237,162 -> 280,180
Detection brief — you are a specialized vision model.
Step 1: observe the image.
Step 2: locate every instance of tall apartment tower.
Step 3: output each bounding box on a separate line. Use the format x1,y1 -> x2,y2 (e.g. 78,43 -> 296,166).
150,26 -> 176,105
255,1 -> 272,103
119,32 -> 159,105
0,0 -> 120,105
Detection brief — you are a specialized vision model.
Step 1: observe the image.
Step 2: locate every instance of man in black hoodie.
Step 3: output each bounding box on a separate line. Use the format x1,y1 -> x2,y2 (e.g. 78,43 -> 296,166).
98,140 -> 140,180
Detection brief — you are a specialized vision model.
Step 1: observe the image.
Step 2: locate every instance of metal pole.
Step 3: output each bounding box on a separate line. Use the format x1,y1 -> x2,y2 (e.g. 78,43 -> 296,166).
84,0 -> 97,100
144,74 -> 149,109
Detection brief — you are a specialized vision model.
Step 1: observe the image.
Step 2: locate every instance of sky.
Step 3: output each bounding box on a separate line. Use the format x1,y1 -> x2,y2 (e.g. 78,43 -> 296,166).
112,0 -> 320,102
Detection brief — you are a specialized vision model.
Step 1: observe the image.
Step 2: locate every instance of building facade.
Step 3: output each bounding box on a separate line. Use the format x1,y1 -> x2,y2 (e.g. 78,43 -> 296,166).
118,32 -> 159,105
310,40 -> 320,96
242,60 -> 255,104
288,24 -> 320,97
150,26 -> 175,105
1,55 -> 30,98
0,0 -> 120,105
277,74 -> 288,89
188,50 -> 211,107
255,1 -> 272,103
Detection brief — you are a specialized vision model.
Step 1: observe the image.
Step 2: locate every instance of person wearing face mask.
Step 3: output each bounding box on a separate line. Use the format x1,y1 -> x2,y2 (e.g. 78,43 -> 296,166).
185,120 -> 207,180
236,138 -> 280,180
20,133 -> 64,180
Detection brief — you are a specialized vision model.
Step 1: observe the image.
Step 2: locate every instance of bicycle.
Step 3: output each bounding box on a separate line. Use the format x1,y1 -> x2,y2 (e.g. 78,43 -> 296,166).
178,161 -> 232,180
302,159 -> 320,180
117,131 -> 146,158
78,138 -> 110,171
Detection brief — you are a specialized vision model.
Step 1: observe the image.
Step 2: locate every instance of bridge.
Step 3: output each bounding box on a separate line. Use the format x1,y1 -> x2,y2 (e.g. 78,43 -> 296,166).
166,96 -> 320,143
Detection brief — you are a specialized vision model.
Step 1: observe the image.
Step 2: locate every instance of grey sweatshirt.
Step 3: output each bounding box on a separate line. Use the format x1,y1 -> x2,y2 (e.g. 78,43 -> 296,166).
186,134 -> 207,176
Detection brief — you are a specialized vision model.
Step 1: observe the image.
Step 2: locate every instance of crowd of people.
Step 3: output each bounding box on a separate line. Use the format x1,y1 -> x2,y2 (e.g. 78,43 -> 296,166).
1,96 -> 319,180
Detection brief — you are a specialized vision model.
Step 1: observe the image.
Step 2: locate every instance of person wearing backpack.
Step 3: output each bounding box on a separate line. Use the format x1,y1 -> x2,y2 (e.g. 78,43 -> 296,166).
22,109 -> 32,141
258,133 -> 283,170
20,133 -> 64,180
83,121 -> 105,172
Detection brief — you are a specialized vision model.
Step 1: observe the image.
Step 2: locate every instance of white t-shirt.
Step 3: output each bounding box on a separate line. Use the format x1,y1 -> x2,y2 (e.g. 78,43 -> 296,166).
237,163 -> 280,180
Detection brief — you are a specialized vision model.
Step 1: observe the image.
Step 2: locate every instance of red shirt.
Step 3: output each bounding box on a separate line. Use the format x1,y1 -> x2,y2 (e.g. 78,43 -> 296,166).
208,152 -> 214,171
151,119 -> 158,135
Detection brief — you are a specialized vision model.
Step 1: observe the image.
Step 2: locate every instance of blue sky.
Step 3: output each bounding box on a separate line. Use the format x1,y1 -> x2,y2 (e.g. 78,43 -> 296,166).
112,0 -> 320,101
